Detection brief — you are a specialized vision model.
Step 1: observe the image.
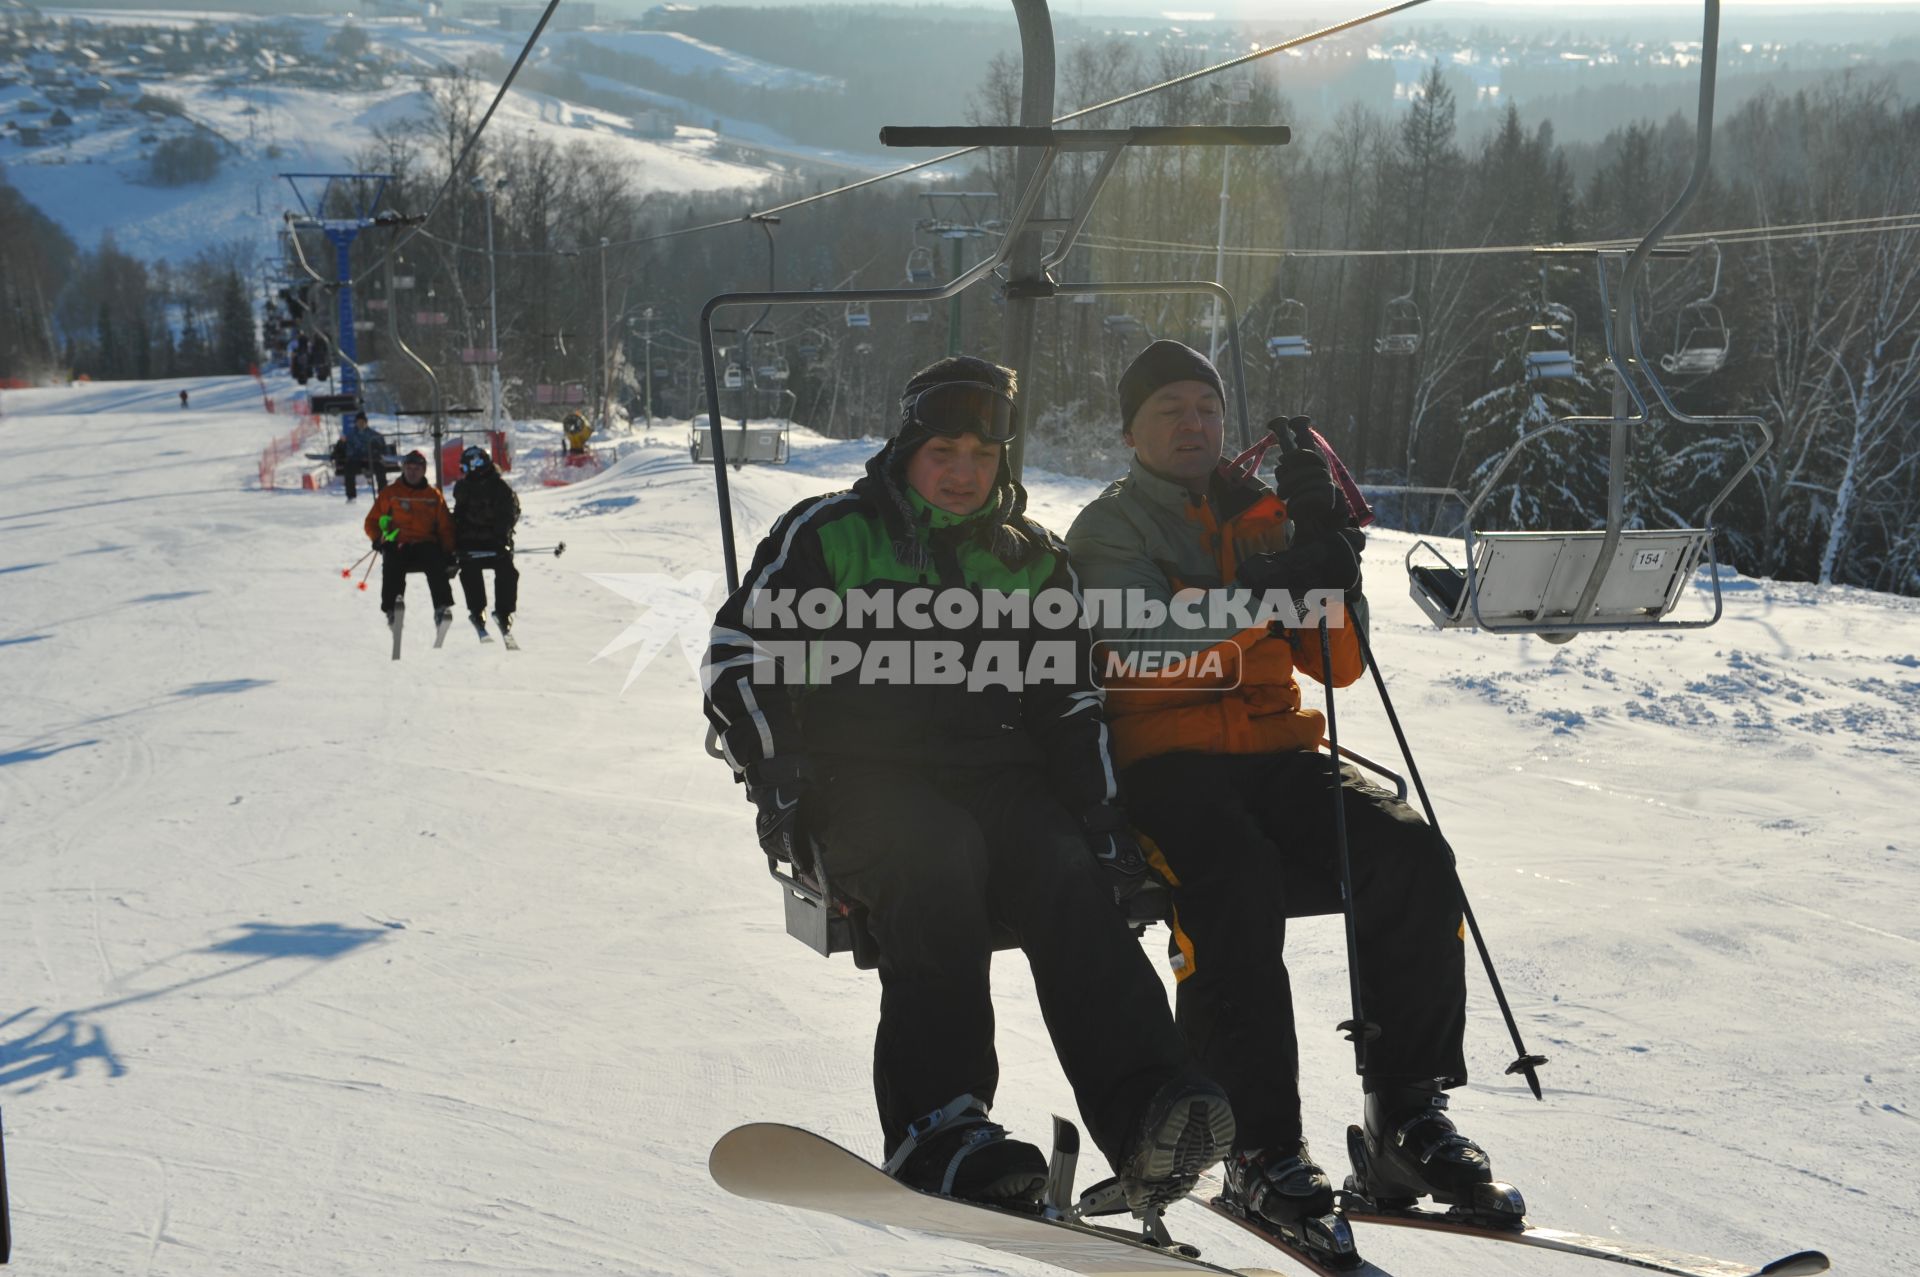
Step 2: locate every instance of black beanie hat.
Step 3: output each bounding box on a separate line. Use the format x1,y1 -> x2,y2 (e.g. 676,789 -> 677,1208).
1119,339 -> 1224,435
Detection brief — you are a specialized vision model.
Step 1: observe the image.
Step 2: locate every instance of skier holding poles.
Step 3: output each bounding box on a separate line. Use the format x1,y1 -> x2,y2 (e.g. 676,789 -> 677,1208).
364,450 -> 456,655
451,444 -> 521,641
703,355 -> 1234,1213
1065,341 -> 1506,1258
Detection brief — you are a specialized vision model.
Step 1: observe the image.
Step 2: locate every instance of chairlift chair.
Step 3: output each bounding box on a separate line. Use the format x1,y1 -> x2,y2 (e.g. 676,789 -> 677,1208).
1267,298 -> 1312,358
1661,300 -> 1729,376
844,301 -> 871,329
1407,252 -> 1770,643
904,245 -> 936,286
1523,318 -> 1577,381
1101,313 -> 1145,339
1374,295 -> 1421,356
907,301 -> 932,324
722,362 -> 745,390
1660,239 -> 1730,377
756,354 -> 790,383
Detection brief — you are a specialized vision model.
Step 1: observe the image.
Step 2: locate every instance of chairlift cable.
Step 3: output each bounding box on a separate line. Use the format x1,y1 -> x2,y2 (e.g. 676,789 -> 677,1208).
1076,212 -> 1920,261
677,0 -> 1440,227
350,0 -> 567,286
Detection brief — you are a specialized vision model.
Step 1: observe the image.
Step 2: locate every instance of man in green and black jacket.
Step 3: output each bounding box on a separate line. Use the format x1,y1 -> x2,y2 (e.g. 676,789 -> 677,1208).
703,355 -> 1231,1211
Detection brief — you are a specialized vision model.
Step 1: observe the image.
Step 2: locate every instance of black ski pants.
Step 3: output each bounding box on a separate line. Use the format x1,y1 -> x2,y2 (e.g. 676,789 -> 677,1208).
1121,750 -> 1467,1154
457,549 -> 519,620
379,543 -> 454,615
340,459 -> 363,501
814,760 -> 1191,1168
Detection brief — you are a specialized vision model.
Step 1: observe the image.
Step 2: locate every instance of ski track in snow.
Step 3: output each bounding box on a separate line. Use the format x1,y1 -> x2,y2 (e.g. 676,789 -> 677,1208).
0,373 -> 1916,1274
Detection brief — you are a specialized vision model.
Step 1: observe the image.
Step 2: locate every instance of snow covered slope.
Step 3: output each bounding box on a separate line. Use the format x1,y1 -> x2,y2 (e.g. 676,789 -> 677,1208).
3,11 -> 866,265
0,375 -> 1914,1275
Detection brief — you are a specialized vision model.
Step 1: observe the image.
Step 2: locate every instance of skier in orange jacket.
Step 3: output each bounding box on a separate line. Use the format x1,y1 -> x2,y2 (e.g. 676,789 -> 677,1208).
364,450 -> 456,624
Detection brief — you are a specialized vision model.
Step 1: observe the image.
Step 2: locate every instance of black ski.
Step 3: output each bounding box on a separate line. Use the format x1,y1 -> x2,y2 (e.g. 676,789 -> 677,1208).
388,603 -> 404,661
1339,1125 -> 1827,1277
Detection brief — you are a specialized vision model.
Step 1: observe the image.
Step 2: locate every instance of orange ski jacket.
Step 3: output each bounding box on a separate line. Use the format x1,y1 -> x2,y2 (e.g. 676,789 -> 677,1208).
364,480 -> 455,552
1065,459 -> 1365,771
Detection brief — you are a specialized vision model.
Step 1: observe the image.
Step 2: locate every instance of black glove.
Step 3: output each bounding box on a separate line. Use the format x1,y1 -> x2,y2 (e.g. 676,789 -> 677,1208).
1238,527 -> 1366,595
1268,416 -> 1345,536
374,540 -> 393,556
747,756 -> 813,868
1082,804 -> 1151,904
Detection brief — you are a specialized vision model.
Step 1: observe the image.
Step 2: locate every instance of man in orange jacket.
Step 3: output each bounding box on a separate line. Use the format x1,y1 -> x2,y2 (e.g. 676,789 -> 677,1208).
1067,342 -> 1494,1252
364,450 -> 456,627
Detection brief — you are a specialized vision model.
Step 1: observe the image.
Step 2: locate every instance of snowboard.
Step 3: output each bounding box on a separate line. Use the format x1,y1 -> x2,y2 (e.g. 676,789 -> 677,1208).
709,1123 -> 1281,1277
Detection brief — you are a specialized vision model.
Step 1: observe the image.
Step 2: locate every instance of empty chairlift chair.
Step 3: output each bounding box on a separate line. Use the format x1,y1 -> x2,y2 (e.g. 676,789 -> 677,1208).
907,301 -> 932,324
904,245 -> 936,286
844,301 -> 871,329
1266,298 -> 1312,359
722,362 -> 745,390
1661,300 -> 1729,376
1523,313 -> 1578,381
1374,294 -> 1421,356
1660,239 -> 1730,377
1407,251 -> 1770,643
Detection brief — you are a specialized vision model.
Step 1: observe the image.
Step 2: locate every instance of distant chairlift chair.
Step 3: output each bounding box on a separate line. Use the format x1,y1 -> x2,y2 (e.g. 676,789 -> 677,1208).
1266,297 -> 1312,359
1660,239 -> 1730,377
1374,294 -> 1421,356
1523,313 -> 1578,381
844,301 -> 871,329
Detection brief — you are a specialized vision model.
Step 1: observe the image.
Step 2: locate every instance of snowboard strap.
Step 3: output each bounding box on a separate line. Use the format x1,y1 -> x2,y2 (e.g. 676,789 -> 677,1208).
882,1092 -> 995,1193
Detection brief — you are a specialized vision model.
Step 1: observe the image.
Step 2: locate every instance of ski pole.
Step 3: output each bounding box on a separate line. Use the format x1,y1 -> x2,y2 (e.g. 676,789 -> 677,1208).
342,547 -> 376,579
1319,613 -> 1377,1076
357,551 -> 377,592
1353,622 -> 1549,1100
463,542 -> 566,559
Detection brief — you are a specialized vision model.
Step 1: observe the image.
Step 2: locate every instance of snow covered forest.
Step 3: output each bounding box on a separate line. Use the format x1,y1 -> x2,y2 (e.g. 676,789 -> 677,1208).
13,51 -> 1915,597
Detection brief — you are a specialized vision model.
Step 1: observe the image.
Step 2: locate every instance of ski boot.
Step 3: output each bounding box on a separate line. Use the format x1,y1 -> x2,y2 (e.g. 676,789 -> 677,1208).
470,612 -> 493,642
432,607 -> 455,648
1216,1142 -> 1363,1270
883,1094 -> 1047,1209
493,612 -> 518,650
1345,1085 -> 1524,1227
1115,1072 -> 1235,1212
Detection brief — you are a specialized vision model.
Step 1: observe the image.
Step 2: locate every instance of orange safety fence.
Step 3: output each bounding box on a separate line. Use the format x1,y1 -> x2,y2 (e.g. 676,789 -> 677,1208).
258,415 -> 325,490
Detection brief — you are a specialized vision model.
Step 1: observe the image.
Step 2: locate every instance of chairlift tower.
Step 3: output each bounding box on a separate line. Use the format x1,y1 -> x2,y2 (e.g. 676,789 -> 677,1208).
278,172 -> 393,404
919,192 -> 1001,357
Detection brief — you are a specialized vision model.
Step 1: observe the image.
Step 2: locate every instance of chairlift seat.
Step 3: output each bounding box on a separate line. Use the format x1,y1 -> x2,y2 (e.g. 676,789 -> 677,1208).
1408,527 -> 1712,636
1524,350 -> 1577,381
1374,333 -> 1419,356
691,419 -> 790,465
1267,335 -> 1313,359
1661,343 -> 1727,377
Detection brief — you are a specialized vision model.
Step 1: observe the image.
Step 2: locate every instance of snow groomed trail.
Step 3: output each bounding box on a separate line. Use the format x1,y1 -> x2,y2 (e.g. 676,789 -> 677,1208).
0,375 -> 1914,1275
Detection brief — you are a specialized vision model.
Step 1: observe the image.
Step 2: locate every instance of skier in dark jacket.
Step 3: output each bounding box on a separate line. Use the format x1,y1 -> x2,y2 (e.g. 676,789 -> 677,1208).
1066,341 -> 1504,1253
451,444 -> 520,639
704,355 -> 1234,1210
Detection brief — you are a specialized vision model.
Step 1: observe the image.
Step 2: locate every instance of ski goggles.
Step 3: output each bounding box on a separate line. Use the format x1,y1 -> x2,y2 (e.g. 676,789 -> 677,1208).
460,447 -> 490,474
901,381 -> 1019,445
